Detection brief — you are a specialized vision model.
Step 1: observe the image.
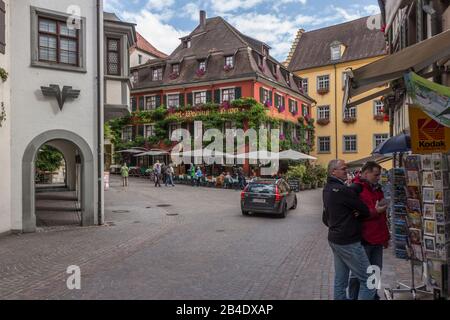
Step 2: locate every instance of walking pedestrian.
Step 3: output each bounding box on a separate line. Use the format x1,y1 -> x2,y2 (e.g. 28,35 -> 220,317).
120,163 -> 129,187
348,161 -> 389,300
322,159 -> 376,300
153,161 -> 162,187
165,164 -> 175,187
189,164 -> 196,186
195,166 -> 203,187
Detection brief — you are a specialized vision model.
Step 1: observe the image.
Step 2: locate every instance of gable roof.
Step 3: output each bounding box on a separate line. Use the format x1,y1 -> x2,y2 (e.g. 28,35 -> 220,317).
288,16 -> 386,72
131,32 -> 168,59
131,15 -> 313,102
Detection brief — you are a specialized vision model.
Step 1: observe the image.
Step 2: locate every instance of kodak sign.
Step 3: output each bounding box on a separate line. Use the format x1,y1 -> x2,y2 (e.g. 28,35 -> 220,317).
409,106 -> 450,154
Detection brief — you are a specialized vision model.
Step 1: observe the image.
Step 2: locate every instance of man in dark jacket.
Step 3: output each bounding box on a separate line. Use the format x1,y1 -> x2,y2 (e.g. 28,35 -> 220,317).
323,159 -> 376,300
348,161 -> 389,300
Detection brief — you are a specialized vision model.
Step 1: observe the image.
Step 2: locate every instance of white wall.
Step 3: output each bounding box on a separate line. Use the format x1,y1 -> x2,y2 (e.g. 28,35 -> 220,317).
9,0 -> 101,231
106,79 -> 123,105
130,49 -> 158,68
0,0 -> 11,234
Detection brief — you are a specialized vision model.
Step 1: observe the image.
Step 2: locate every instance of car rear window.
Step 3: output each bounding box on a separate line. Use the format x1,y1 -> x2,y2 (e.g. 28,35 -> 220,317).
247,183 -> 275,193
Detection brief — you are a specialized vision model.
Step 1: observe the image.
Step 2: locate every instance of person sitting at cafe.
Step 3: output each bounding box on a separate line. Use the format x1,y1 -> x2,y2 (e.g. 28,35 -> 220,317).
216,172 -> 225,188
224,172 -> 233,189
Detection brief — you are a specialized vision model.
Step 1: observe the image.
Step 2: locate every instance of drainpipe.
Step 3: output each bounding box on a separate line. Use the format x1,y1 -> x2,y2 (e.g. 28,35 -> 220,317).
334,64 -> 338,160
97,0 -> 104,226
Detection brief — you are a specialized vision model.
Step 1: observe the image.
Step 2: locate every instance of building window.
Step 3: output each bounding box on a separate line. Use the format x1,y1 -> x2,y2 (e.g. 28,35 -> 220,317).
275,93 -> 284,108
132,71 -> 139,83
221,88 -> 235,102
318,137 -> 331,153
199,60 -> 206,71
302,103 -> 309,117
106,38 -> 121,75
172,64 -> 179,74
167,94 -> 180,108
225,56 -> 234,67
343,106 -> 357,119
301,78 -> 308,94
169,123 -> 182,138
187,40 -> 191,48
289,99 -> 298,114
122,126 -> 133,142
317,106 -> 330,120
153,68 -> 163,81
38,18 -> 79,66
374,100 -> 384,115
374,134 -> 389,148
194,91 -> 207,105
331,45 -> 340,61
145,124 -> 155,138
317,75 -> 330,91
262,88 -> 270,103
145,96 -> 157,110
343,135 -> 357,153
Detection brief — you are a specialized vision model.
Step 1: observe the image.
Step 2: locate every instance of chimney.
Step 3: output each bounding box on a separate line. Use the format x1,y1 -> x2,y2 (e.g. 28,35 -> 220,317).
200,10 -> 206,29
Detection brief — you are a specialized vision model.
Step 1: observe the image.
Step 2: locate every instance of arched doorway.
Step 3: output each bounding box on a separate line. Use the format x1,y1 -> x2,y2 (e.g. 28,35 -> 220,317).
22,130 -> 95,233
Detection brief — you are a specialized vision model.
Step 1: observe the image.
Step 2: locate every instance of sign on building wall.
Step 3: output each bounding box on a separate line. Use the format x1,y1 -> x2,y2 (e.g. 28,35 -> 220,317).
409,106 -> 450,154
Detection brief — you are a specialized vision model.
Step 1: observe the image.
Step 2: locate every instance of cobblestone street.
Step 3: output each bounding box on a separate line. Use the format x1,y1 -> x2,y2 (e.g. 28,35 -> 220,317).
0,175 -> 417,300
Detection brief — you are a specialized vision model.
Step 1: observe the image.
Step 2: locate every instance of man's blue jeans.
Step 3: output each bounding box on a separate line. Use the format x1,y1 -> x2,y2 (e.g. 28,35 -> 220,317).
348,244 -> 383,300
329,241 -> 377,300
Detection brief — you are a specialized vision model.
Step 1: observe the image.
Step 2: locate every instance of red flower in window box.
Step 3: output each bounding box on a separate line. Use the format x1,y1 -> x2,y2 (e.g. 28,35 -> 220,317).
169,72 -> 179,80
264,100 -> 272,108
277,104 -> 285,113
195,68 -> 205,77
373,114 -> 385,121
223,64 -> 233,72
384,114 -> 390,122
317,118 -> 330,125
168,106 -> 176,114
222,101 -> 231,109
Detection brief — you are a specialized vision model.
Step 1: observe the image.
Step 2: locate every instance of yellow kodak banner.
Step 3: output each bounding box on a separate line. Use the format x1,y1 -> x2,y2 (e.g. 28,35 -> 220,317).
409,106 -> 450,154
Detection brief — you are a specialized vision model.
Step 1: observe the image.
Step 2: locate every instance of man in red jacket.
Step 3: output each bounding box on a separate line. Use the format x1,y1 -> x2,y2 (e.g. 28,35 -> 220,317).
348,161 -> 389,300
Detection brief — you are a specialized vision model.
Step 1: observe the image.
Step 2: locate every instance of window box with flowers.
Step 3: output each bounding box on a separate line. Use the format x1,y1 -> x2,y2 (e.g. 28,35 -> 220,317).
222,101 -> 231,109
343,117 -> 357,123
277,104 -> 285,113
169,71 -> 179,80
317,87 -> 329,95
317,118 -> 330,125
223,64 -> 233,72
264,100 -> 272,108
195,68 -> 205,77
373,114 -> 385,121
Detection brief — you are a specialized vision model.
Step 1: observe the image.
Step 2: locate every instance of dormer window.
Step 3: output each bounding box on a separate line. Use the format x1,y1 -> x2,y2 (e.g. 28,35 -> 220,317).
152,67 -> 163,81
330,41 -> 343,61
182,38 -> 191,48
172,64 -> 180,74
199,60 -> 206,71
262,45 -> 269,57
225,56 -> 234,68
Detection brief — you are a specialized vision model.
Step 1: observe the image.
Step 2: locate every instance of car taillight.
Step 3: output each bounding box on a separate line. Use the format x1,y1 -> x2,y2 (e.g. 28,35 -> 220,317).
275,185 -> 282,202
241,186 -> 248,200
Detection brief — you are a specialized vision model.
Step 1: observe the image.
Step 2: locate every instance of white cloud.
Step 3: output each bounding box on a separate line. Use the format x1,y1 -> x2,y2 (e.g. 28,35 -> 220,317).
208,0 -> 265,14
182,2 -> 202,21
121,9 -> 190,56
146,0 -> 175,11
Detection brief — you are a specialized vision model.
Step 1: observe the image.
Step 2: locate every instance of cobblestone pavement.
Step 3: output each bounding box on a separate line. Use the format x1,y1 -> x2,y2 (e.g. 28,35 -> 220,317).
0,175 -> 423,300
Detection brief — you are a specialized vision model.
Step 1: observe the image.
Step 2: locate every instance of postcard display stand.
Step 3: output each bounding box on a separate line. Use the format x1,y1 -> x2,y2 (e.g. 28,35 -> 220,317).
387,154 -> 450,299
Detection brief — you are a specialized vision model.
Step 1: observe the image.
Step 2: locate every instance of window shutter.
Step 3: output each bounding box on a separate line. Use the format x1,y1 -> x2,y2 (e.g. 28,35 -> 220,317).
132,126 -> 137,140
187,92 -> 193,106
234,87 -> 242,100
259,87 -> 264,103
137,125 -> 144,137
131,97 -> 137,112
139,96 -> 144,111
179,93 -> 185,107
0,1 -> 5,54
155,95 -> 161,108
269,90 -> 273,103
163,95 -> 167,107
275,94 -> 279,107
206,90 -> 212,103
214,89 -> 221,103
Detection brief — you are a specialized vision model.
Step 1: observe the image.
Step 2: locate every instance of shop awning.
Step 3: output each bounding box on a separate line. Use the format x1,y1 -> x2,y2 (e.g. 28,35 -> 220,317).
347,154 -> 393,169
344,29 -> 450,108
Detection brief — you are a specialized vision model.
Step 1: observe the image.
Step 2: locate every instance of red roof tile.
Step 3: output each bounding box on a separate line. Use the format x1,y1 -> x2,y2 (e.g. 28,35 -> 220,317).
132,32 -> 168,59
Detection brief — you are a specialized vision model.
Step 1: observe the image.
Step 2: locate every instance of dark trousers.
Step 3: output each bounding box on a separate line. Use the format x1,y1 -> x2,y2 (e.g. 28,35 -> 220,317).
348,244 -> 383,300
154,174 -> 161,187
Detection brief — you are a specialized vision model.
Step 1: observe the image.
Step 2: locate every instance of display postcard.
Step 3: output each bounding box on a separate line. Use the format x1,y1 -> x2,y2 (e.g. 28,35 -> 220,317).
424,219 -> 436,236
445,190 -> 450,207
424,236 -> 436,252
434,243 -> 448,260
443,172 -> 449,188
407,211 -> 422,229
436,234 -> 446,245
433,153 -> 442,171
405,155 -> 421,171
436,213 -> 446,224
436,224 -> 446,235
423,204 -> 435,219
423,188 -> 435,203
435,203 -> 444,213
435,190 -> 444,202
407,171 -> 420,187
422,171 -> 434,187
422,155 -> 433,171
406,186 -> 421,200
406,199 -> 421,213
426,259 -> 443,289
409,228 -> 422,244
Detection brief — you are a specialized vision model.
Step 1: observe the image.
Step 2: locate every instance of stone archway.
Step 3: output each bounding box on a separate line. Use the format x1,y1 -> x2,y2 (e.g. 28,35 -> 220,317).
22,130 -> 95,232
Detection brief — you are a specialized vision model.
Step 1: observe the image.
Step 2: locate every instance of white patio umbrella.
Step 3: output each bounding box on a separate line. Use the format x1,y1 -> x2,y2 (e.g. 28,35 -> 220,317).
278,149 -> 317,161
116,148 -> 146,154
134,149 -> 169,157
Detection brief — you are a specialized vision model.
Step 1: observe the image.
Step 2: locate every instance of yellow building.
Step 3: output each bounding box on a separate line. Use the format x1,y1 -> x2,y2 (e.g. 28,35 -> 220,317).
286,17 -> 391,169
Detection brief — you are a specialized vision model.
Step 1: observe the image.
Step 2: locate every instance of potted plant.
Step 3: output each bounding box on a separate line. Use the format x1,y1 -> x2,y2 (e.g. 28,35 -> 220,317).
195,68 -> 205,77
277,104 -> 285,113
224,64 -> 233,72
317,118 -> 330,125
264,100 -> 272,108
373,114 -> 384,121
317,87 -> 329,95
343,117 -> 357,123
286,164 -> 306,191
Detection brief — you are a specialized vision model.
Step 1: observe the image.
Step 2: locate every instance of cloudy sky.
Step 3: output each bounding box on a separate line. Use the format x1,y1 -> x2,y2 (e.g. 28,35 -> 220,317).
104,0 -> 380,61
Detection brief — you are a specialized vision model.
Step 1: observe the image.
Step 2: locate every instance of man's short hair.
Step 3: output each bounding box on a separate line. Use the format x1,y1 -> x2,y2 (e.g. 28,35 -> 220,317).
361,161 -> 382,173
327,159 -> 343,176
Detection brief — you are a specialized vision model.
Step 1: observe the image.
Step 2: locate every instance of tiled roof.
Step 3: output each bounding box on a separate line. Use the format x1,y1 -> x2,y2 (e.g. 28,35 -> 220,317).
132,32 -> 168,59
132,16 -> 312,102
288,16 -> 386,71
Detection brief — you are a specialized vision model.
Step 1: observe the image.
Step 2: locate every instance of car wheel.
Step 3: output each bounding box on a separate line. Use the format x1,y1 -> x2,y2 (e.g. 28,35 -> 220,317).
242,210 -> 250,216
280,204 -> 287,218
291,196 -> 297,210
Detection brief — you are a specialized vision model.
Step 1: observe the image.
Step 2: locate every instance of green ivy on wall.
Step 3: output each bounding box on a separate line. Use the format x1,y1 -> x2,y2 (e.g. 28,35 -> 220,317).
106,98 -> 316,154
